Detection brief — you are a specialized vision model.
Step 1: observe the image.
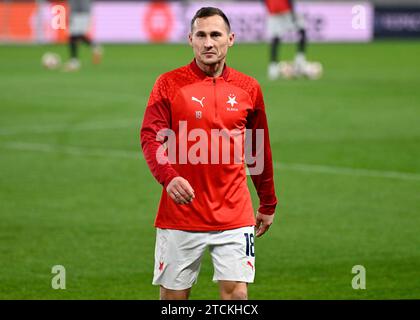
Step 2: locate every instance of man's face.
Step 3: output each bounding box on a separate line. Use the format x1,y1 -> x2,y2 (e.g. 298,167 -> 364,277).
189,15 -> 234,67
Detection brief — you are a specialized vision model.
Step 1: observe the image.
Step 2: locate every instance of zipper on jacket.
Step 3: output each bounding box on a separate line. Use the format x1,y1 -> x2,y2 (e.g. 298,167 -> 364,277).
213,78 -> 218,120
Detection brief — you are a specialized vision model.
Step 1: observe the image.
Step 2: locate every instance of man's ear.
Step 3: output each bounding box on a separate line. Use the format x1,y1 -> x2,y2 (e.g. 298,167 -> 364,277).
228,32 -> 235,47
188,33 -> 193,47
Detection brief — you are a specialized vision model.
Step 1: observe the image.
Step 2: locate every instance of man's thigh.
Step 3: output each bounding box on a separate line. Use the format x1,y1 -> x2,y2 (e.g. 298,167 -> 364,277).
160,286 -> 191,300
218,280 -> 248,300
152,228 -> 207,290
69,13 -> 91,35
267,13 -> 305,38
209,226 -> 255,283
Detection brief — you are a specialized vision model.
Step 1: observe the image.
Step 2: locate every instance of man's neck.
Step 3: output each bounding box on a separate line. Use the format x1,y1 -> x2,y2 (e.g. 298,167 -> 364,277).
195,59 -> 225,78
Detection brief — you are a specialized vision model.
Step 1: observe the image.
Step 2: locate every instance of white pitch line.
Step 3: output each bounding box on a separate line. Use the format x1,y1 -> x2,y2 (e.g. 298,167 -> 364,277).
1,141 -> 420,182
273,162 -> 420,182
0,119 -> 137,136
2,142 -> 140,160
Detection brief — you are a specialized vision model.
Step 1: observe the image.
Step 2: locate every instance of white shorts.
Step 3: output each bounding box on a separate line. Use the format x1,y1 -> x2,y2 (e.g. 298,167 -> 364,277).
152,226 -> 256,290
267,12 -> 305,39
69,13 -> 91,35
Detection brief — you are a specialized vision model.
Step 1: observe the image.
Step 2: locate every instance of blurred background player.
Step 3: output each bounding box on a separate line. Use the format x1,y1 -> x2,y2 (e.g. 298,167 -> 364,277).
64,0 -> 103,71
265,0 -> 307,80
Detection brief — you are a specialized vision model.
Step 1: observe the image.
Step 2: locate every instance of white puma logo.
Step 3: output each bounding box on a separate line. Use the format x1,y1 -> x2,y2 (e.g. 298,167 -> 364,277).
192,96 -> 205,107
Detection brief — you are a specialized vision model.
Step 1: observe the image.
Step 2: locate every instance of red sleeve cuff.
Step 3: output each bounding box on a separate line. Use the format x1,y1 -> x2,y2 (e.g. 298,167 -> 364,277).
163,172 -> 180,190
258,203 -> 277,215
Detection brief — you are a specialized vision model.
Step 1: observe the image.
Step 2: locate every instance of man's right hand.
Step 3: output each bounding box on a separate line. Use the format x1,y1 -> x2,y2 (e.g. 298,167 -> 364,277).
166,177 -> 195,205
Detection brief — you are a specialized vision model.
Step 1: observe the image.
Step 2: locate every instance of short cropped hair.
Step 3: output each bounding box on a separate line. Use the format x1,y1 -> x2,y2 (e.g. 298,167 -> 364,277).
190,7 -> 231,32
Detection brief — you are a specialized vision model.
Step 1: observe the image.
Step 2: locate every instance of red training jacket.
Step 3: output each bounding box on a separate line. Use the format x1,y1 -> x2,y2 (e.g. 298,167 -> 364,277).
140,60 -> 277,231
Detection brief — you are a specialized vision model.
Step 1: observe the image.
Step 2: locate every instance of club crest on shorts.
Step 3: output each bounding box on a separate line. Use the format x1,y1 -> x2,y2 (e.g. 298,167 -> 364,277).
195,110 -> 202,119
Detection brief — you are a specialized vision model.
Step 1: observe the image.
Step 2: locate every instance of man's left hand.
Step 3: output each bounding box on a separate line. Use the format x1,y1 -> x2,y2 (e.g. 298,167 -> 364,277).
255,211 -> 274,237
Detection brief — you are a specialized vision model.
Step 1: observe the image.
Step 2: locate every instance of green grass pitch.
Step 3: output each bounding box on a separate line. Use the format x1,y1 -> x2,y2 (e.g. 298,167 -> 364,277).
0,41 -> 419,299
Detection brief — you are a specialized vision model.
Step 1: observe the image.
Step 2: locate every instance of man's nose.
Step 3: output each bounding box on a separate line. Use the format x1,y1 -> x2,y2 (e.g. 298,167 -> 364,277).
204,36 -> 213,48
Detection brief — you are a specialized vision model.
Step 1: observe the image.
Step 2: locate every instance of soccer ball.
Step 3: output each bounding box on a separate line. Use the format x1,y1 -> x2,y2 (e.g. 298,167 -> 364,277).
304,61 -> 323,80
41,52 -> 62,70
278,61 -> 295,79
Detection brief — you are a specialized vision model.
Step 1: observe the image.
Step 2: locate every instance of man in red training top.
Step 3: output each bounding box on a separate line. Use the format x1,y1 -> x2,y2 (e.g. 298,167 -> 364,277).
140,7 -> 277,300
265,0 -> 308,79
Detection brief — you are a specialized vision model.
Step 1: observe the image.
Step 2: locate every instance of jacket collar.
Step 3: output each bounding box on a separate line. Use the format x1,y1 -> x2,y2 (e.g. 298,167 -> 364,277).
189,59 -> 230,81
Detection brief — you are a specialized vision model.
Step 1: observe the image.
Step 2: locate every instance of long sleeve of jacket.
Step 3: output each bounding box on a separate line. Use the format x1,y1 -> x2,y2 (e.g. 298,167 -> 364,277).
140,76 -> 179,189
246,84 -> 278,215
